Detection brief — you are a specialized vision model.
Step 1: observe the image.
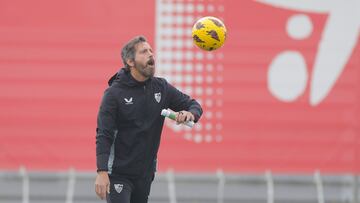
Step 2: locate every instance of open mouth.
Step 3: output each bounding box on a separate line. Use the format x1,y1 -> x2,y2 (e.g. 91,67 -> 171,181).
147,58 -> 155,66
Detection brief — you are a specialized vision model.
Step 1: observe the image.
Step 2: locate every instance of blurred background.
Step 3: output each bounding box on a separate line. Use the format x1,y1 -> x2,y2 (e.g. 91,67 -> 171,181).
0,0 -> 359,202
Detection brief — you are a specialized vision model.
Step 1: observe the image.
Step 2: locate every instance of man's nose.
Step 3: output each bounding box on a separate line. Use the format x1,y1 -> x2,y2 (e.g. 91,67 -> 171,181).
148,52 -> 154,59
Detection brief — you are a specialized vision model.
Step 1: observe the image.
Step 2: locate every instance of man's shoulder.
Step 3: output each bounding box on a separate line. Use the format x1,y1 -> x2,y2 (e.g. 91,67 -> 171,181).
152,76 -> 168,86
103,82 -> 125,96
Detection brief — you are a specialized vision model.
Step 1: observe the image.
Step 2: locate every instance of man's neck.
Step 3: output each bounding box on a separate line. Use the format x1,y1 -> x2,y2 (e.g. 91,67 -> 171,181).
130,67 -> 148,82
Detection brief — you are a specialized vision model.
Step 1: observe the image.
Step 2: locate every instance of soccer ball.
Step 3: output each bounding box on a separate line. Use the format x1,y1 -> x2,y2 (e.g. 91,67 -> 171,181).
191,16 -> 227,51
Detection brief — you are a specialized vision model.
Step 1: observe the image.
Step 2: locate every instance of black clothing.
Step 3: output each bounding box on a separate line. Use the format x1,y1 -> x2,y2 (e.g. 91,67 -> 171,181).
96,68 -> 203,178
106,174 -> 154,203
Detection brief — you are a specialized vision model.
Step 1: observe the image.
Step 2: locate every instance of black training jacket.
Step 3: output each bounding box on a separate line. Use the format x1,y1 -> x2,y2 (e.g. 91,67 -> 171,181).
96,68 -> 203,178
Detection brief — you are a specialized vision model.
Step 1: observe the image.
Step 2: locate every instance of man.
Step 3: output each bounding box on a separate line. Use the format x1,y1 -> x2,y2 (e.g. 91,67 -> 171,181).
95,36 -> 203,203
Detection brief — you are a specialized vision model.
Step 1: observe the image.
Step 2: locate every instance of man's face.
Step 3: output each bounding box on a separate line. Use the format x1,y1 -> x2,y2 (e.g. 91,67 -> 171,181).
133,42 -> 155,78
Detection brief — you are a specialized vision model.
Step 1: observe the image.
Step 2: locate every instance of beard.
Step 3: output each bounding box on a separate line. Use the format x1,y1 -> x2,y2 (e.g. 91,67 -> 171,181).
134,58 -> 155,78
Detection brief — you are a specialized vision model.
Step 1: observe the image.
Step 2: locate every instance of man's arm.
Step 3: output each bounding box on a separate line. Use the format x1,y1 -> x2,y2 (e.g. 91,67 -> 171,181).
167,83 -> 203,123
95,88 -> 118,199
96,88 -> 118,171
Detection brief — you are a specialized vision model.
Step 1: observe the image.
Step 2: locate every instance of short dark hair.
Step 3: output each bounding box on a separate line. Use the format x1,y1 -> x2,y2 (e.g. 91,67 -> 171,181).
121,35 -> 147,68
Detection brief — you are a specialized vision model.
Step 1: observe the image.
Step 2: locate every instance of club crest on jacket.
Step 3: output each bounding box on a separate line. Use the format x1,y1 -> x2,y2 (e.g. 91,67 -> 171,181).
114,184 -> 123,193
154,92 -> 161,103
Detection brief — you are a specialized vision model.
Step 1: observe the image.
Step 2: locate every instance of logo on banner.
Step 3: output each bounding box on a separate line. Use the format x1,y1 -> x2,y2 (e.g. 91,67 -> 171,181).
257,0 -> 360,106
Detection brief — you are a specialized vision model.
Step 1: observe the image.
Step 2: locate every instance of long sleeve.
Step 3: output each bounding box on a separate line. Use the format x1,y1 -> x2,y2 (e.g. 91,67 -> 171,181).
96,89 -> 118,171
167,83 -> 203,122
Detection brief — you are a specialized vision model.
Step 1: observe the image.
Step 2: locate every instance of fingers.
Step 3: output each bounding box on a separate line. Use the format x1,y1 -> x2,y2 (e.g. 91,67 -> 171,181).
95,182 -> 109,200
175,111 -> 184,124
175,111 -> 194,124
185,113 -> 195,122
95,184 -> 104,199
95,172 -> 110,200
175,111 -> 182,124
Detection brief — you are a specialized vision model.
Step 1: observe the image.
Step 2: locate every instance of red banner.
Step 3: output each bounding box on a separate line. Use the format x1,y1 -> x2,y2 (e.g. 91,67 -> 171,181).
0,0 -> 359,173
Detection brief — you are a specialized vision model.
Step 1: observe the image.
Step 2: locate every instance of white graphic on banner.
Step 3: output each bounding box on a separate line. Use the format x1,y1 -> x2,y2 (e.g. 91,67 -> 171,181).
257,0 -> 360,106
155,0 -> 225,143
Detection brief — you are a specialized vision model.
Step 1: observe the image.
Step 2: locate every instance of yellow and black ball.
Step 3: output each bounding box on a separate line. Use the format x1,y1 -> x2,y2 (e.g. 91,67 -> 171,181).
191,16 -> 227,51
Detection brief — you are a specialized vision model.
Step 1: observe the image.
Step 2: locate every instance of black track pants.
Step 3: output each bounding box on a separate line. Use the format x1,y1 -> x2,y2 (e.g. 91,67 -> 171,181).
106,175 -> 154,203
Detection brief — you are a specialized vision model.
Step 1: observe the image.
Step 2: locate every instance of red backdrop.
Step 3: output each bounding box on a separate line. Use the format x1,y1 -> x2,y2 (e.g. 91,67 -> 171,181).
0,0 -> 359,173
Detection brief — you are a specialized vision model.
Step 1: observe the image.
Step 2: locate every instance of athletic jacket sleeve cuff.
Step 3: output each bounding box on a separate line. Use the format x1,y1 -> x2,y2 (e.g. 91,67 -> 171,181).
189,109 -> 201,123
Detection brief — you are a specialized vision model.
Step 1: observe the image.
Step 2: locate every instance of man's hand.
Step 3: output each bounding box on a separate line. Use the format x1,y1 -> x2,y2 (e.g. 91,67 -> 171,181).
95,171 -> 110,200
175,110 -> 195,124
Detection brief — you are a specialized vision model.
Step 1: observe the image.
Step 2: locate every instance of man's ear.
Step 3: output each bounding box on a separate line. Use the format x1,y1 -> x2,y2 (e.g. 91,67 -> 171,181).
126,58 -> 134,67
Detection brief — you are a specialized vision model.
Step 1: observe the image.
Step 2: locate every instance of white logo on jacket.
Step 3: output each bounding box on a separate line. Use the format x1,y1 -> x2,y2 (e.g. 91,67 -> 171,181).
114,184 -> 123,193
124,97 -> 133,105
154,92 -> 161,103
